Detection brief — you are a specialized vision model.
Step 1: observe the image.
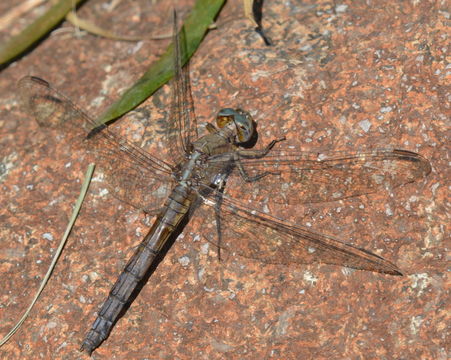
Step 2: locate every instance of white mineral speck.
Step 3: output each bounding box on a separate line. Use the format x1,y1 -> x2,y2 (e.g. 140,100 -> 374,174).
335,4 -> 348,13
303,271 -> 318,286
42,233 -> 53,241
200,243 -> 209,254
359,119 -> 372,132
178,256 -> 190,267
385,204 -> 393,216
47,321 -> 57,329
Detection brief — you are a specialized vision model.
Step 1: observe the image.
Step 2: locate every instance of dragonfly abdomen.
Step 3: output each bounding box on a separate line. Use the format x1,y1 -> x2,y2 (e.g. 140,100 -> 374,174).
81,184 -> 193,354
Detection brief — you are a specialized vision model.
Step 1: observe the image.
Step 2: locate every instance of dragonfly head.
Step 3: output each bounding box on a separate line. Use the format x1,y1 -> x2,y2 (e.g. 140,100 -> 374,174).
216,108 -> 254,143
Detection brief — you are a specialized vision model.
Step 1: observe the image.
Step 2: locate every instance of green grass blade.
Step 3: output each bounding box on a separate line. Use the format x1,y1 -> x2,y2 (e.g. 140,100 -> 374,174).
0,163 -> 95,347
0,0 -> 87,67
96,0 -> 225,125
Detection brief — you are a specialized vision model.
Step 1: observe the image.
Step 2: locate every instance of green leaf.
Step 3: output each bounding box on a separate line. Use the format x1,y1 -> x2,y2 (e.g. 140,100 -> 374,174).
96,0 -> 225,125
0,0 -> 87,67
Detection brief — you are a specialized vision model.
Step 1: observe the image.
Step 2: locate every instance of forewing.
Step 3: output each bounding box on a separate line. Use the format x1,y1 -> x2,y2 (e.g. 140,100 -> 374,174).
207,149 -> 431,205
18,76 -> 174,212
196,186 -> 402,275
166,11 -> 198,160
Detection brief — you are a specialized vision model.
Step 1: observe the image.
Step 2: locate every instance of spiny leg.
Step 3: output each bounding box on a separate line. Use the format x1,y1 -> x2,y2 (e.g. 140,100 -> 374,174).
213,178 -> 227,261
236,136 -> 285,182
236,136 -> 286,159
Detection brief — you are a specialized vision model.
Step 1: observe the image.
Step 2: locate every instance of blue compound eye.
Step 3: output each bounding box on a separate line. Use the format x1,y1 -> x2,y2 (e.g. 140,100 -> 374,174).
234,109 -> 254,143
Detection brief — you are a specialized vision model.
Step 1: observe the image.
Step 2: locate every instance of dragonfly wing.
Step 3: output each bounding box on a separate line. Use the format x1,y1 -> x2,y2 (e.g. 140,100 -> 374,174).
165,11 -> 198,160
104,162 -> 173,213
206,148 -> 431,206
196,185 -> 402,275
18,76 -> 174,212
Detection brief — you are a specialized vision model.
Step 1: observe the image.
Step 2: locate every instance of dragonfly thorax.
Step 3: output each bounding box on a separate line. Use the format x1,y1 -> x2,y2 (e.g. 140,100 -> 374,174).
216,108 -> 254,143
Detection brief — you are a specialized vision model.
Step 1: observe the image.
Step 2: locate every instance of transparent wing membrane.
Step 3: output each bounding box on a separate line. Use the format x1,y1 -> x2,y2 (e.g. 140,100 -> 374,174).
196,186 -> 402,275
19,76 -> 174,211
165,12 -> 197,160
206,148 -> 431,206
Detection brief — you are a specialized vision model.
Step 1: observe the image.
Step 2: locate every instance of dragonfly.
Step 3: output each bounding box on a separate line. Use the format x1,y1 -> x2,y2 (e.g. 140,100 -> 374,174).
18,12 -> 431,355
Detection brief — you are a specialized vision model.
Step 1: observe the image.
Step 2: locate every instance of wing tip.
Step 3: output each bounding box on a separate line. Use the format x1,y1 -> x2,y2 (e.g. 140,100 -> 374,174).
18,75 -> 50,89
393,149 -> 432,177
384,267 -> 403,276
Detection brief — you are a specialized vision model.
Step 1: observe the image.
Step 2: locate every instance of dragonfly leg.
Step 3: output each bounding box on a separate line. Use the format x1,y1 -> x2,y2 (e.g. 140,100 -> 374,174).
236,162 -> 280,182
214,188 -> 224,261
143,206 -> 165,216
236,136 -> 285,159
212,171 -> 230,261
235,136 -> 285,182
205,123 -> 218,134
